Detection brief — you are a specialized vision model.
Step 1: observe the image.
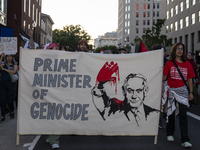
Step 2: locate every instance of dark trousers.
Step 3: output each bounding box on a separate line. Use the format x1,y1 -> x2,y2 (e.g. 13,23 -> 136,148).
166,102 -> 190,143
0,80 -> 15,117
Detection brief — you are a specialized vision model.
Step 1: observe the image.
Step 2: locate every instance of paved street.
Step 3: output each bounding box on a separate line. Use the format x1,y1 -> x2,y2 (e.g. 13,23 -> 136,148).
0,105 -> 200,150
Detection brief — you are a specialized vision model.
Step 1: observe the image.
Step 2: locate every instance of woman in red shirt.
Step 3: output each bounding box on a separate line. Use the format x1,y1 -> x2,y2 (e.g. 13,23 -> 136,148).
162,43 -> 195,148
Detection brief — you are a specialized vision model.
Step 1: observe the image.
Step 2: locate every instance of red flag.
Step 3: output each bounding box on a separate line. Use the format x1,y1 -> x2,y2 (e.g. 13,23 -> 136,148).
138,40 -> 148,52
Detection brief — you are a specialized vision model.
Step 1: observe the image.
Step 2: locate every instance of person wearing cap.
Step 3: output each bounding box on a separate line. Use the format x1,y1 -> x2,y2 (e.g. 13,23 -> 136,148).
103,50 -> 113,54
78,39 -> 89,52
119,48 -> 127,54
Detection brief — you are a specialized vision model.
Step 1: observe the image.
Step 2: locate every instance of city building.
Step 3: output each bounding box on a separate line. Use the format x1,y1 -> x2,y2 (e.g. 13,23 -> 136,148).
94,35 -> 102,49
98,31 -> 118,47
118,0 -> 164,48
7,0 -> 41,56
164,0 -> 200,62
41,13 -> 54,45
0,0 -> 7,26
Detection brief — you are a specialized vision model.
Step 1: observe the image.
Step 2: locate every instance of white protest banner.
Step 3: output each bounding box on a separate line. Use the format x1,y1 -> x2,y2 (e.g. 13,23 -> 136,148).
0,37 -> 17,54
17,48 -> 163,136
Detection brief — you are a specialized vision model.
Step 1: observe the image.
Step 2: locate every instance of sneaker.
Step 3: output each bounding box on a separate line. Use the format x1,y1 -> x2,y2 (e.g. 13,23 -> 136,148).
46,138 -> 49,143
52,144 -> 59,149
0,117 -> 6,124
159,119 -> 165,129
181,142 -> 192,148
167,136 -> 174,142
10,112 -> 14,119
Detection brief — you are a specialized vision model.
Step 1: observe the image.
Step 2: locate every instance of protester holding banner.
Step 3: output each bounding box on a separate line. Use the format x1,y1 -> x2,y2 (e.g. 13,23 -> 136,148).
0,52 -> 18,123
162,42 -> 195,148
78,39 -> 89,52
44,43 -> 60,149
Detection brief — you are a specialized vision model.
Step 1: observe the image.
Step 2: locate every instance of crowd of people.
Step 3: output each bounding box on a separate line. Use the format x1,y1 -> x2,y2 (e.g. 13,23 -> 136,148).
0,37 -> 199,149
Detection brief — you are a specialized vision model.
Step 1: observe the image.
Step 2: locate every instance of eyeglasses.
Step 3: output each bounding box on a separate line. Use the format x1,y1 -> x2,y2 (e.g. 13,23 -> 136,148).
176,48 -> 183,50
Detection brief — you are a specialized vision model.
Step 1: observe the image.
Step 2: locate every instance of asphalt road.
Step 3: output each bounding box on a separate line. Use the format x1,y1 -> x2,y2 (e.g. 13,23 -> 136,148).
0,104 -> 200,150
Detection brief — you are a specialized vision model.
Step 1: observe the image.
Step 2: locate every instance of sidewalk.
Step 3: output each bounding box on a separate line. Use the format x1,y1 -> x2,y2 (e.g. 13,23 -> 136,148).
0,108 -> 36,150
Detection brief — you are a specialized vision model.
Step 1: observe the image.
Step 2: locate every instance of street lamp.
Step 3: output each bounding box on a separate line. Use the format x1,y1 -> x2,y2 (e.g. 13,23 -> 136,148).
32,21 -> 37,42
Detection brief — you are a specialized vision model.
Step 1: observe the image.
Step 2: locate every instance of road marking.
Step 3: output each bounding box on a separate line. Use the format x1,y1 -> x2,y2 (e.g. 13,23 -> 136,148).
187,112 -> 200,121
23,135 -> 41,150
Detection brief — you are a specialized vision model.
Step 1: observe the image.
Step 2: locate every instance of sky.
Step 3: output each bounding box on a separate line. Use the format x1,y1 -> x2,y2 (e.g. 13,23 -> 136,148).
42,0 -> 118,43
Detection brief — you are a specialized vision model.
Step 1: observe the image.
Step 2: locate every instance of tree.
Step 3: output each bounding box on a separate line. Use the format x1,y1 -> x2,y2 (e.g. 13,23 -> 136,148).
52,24 -> 92,51
133,19 -> 172,52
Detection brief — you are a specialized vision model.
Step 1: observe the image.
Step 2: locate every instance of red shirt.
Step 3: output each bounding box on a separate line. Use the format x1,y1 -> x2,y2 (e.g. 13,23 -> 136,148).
163,60 -> 196,88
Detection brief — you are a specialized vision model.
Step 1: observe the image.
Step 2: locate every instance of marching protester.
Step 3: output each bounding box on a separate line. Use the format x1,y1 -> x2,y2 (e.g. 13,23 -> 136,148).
0,52 -> 18,123
78,39 -> 89,52
103,50 -> 113,54
162,42 -> 195,148
59,45 -> 68,51
44,42 -> 60,149
186,52 -> 198,82
119,48 -> 127,54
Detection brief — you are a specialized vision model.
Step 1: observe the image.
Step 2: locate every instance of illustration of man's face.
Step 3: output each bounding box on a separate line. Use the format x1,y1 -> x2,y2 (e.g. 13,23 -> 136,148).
125,77 -> 145,108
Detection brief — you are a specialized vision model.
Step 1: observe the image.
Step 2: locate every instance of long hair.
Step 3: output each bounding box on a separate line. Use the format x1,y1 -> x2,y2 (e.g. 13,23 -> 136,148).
5,55 -> 15,65
169,42 -> 187,62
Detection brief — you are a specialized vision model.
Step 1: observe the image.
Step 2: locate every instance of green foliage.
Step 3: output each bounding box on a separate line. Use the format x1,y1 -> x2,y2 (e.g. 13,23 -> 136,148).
94,45 -> 119,54
133,19 -> 172,52
52,24 -> 92,51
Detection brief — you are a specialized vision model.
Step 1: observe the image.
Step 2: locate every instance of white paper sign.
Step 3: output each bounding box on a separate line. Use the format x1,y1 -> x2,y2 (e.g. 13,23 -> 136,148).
0,37 -> 17,54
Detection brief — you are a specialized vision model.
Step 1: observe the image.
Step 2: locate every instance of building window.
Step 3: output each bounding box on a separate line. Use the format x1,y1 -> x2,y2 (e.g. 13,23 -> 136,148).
153,11 -> 155,17
39,12 -> 41,26
143,28 -> 146,33
157,11 -> 159,17
23,20 -> 26,31
29,0 -> 31,17
167,0 -> 169,5
144,4 -> 146,9
174,38 -> 177,44
167,11 -> 169,19
143,12 -> 146,17
136,20 -> 139,25
198,31 -> 200,42
147,20 -> 150,25
175,21 -> 178,31
185,16 -> 189,27
136,28 -> 139,34
124,37 -> 127,42
171,8 -> 173,17
186,0 -> 189,9
128,13 -> 130,19
175,5 -> 178,15
24,0 -> 26,13
192,0 -> 196,5
166,26 -> 169,33
125,14 -> 127,19
143,20 -> 146,25
147,12 -> 150,17
125,21 -> 127,27
180,19 -> 183,29
153,20 -> 156,25
136,12 -> 139,17
125,6 -> 127,11
180,2 -> 183,12
157,3 -> 160,9
128,5 -> 130,11
127,36 -> 129,42
153,3 -> 155,9
199,11 -> 200,22
127,29 -> 130,34
39,0 -> 41,6
128,21 -> 130,26
192,13 -> 195,24
32,4 -> 35,20
36,8 -> 38,25
136,4 -> 139,10
147,4 -> 150,9
170,23 -> 173,32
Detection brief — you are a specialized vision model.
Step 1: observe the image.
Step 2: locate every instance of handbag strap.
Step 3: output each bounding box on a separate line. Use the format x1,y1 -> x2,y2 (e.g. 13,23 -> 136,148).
172,61 -> 188,87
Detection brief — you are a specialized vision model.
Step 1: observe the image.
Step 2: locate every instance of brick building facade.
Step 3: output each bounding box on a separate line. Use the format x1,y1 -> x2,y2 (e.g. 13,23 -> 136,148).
7,0 -> 41,57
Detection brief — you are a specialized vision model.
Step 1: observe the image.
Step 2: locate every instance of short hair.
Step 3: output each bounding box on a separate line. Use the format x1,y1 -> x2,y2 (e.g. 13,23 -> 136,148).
169,42 -> 186,62
78,39 -> 88,47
